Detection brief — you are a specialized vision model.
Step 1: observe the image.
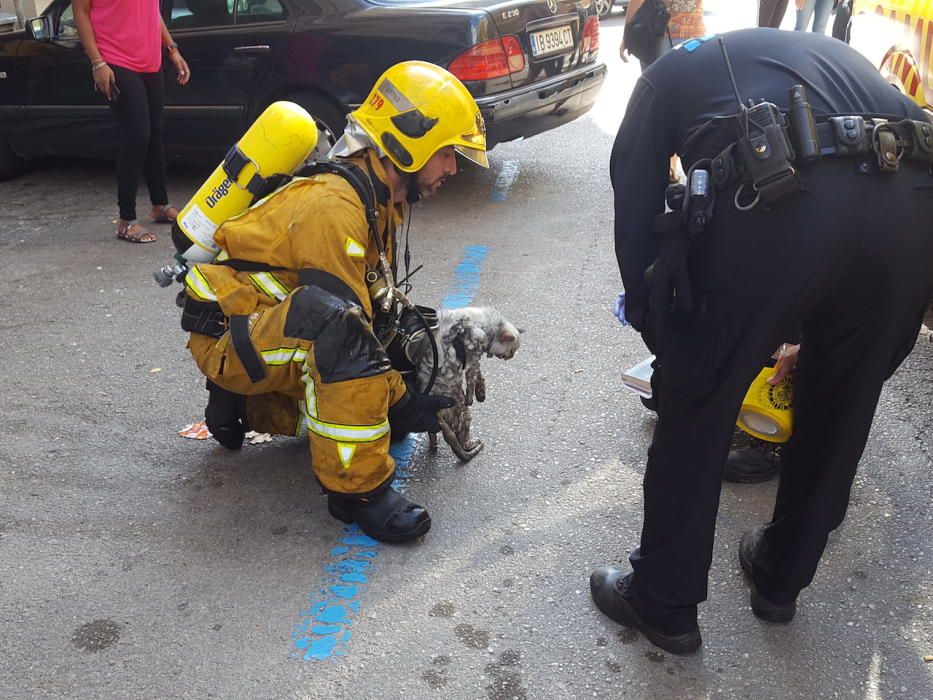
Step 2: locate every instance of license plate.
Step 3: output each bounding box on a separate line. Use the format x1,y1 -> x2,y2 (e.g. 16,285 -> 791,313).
529,25 -> 574,58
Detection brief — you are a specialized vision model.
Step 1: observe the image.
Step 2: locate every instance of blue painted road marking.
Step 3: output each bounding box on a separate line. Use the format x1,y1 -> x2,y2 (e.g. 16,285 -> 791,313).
291,245 -> 488,662
442,245 -> 488,309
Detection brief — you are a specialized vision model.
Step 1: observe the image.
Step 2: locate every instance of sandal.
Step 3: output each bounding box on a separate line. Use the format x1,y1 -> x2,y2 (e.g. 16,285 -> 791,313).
150,204 -> 179,224
116,221 -> 157,244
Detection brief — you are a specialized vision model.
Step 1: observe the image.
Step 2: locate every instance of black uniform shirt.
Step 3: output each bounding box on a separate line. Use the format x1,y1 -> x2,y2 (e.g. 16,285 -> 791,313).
611,27 -> 928,331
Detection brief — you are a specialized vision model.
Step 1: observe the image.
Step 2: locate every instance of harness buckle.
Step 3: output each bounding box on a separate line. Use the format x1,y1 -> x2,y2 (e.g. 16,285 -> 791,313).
181,296 -> 227,338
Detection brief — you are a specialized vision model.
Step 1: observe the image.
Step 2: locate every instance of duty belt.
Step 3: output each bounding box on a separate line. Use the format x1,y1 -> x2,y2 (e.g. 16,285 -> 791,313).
711,117 -> 933,194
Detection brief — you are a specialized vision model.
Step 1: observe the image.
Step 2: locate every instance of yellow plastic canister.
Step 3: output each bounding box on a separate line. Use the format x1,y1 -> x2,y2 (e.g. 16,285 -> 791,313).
736,367 -> 793,443
174,101 -> 319,264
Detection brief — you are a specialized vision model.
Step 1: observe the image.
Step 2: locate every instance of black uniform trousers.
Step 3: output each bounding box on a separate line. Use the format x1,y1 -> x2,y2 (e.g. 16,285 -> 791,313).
627,157 -> 933,634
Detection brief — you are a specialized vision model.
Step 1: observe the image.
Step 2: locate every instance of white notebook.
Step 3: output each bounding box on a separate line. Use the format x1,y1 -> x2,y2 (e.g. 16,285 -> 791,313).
621,355 -> 655,399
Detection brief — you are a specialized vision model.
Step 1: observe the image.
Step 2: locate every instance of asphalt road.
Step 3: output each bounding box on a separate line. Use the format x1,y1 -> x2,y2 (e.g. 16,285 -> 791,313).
1,6 -> 932,700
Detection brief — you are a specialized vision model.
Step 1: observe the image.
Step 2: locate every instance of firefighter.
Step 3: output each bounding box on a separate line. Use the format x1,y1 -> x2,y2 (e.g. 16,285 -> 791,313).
182,61 -> 488,544
591,29 -> 933,653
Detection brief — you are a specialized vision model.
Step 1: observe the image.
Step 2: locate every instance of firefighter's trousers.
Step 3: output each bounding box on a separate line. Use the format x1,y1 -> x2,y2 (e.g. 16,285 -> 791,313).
188,290 -> 405,496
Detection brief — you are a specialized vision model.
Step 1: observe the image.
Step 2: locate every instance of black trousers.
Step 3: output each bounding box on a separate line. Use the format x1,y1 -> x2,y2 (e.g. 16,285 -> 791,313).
108,64 -> 168,222
628,158 -> 933,634
758,0 -> 789,27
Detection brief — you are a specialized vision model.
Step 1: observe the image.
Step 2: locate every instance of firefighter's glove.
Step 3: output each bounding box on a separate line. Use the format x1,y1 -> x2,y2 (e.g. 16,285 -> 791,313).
389,390 -> 456,435
647,219 -> 694,317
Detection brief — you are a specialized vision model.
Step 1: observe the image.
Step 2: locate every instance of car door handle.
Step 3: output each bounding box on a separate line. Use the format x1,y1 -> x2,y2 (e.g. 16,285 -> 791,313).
234,45 -> 271,54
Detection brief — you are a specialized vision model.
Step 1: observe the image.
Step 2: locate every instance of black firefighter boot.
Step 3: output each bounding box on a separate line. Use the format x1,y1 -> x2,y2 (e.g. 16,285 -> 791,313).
204,380 -> 247,450
723,430 -> 782,483
327,486 -> 431,543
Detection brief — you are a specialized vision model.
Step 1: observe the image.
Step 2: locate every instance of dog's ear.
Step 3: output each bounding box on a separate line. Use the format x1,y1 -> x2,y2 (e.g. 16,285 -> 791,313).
498,328 -> 517,344
515,327 -> 525,335
445,319 -> 469,368
444,318 -> 466,342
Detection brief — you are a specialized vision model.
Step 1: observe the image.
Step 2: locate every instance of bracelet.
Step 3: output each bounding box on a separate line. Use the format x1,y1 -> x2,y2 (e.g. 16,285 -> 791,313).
166,42 -> 178,52
91,60 -> 107,72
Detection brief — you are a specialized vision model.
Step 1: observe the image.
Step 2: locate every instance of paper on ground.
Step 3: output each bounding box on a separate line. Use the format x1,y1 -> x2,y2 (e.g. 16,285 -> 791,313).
179,420 -> 211,440
178,420 -> 272,444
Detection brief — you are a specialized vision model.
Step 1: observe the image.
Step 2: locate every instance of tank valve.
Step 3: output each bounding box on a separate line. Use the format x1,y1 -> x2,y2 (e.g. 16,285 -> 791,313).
153,258 -> 188,287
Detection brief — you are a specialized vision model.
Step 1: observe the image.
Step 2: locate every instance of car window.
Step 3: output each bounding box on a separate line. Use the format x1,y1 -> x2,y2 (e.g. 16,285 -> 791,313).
58,4 -> 79,39
168,0 -> 235,29
235,0 -> 285,23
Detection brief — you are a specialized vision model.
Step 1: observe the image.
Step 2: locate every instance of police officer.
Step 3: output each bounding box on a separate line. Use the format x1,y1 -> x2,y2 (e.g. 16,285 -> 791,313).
183,62 -> 488,544
591,29 -> 933,653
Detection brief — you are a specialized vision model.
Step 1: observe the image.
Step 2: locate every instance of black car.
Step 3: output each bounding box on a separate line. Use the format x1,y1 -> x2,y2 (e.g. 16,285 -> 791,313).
0,0 -> 606,178
595,0 -> 627,19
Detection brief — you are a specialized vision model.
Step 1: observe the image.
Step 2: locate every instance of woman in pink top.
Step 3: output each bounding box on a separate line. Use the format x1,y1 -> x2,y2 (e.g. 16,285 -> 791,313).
620,0 -> 705,70
73,0 -> 191,243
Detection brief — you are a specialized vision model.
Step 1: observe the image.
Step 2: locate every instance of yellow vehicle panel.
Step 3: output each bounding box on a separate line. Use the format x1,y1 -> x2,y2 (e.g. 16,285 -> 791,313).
851,0 -> 933,108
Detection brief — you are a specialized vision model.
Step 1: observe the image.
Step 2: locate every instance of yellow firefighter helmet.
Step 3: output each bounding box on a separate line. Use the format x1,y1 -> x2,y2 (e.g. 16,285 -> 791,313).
350,60 -> 488,172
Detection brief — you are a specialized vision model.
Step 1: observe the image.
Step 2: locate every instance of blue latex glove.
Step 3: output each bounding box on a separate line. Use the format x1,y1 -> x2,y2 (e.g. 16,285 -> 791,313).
614,291 -> 630,326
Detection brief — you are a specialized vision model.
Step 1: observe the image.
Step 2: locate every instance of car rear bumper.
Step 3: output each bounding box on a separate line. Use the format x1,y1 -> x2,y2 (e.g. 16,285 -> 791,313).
475,61 -> 607,146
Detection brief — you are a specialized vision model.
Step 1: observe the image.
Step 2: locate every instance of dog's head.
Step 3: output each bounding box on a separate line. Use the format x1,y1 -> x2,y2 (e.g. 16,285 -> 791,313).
442,307 -> 521,360
487,319 -> 521,359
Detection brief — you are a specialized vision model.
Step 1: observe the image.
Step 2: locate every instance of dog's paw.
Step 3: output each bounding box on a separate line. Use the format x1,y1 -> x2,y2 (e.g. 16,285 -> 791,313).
461,438 -> 484,460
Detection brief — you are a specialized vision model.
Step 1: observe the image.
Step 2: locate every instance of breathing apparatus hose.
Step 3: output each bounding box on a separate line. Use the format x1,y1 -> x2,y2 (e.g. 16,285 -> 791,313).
377,262 -> 439,395
409,301 -> 440,396
370,240 -> 439,396
350,160 -> 440,396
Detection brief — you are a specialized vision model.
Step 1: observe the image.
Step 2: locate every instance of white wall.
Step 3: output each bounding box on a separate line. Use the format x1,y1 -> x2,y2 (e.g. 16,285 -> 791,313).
0,0 -> 54,28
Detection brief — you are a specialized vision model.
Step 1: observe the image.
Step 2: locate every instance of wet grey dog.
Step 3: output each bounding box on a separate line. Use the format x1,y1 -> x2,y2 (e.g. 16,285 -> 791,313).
414,307 -> 521,461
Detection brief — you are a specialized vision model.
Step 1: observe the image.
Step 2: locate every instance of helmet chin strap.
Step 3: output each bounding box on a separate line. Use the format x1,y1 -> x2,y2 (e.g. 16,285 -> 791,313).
406,171 -> 422,204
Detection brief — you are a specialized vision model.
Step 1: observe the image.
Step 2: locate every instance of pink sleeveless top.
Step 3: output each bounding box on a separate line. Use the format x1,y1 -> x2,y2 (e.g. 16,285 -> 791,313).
91,0 -> 163,73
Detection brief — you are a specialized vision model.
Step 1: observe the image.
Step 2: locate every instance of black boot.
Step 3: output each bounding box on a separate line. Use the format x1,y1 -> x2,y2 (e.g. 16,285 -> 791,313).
204,380 -> 247,450
739,526 -> 797,623
327,486 -> 431,543
589,567 -> 702,655
724,432 -> 782,483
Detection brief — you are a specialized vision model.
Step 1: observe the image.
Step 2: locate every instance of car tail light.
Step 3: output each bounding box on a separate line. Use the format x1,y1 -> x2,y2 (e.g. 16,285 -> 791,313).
449,36 -> 526,81
581,16 -> 600,57
501,36 -> 525,73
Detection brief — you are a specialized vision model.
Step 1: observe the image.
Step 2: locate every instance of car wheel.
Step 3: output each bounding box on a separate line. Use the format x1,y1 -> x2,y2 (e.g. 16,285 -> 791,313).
595,0 -> 614,18
0,135 -> 24,180
285,92 -> 346,162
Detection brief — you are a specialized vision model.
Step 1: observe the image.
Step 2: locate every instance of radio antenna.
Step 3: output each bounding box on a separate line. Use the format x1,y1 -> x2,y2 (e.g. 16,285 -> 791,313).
718,37 -> 745,111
